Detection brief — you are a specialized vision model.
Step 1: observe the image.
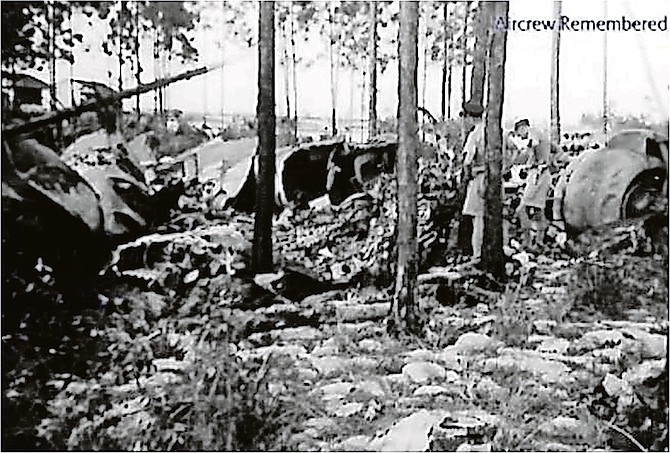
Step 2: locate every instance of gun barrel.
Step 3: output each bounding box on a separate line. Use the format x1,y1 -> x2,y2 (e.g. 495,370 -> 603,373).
3,65 -> 217,137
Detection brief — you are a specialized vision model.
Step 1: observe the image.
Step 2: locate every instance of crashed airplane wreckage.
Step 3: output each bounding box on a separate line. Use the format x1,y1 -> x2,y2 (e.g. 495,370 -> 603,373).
216,137 -> 398,213
2,67 -> 214,242
209,128 -> 667,234
3,59 -> 667,271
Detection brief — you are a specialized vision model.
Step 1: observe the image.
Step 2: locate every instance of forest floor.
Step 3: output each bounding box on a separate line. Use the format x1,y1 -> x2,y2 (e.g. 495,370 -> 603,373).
2,204 -> 667,451
2,138 -> 668,450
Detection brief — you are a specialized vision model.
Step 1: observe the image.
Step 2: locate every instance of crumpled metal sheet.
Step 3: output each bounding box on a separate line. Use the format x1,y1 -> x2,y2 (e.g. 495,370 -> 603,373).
6,138 -> 103,233
64,131 -> 155,236
562,131 -> 665,233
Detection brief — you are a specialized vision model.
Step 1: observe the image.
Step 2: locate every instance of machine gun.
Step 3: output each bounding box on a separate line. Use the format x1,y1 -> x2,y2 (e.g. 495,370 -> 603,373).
2,64 -> 221,138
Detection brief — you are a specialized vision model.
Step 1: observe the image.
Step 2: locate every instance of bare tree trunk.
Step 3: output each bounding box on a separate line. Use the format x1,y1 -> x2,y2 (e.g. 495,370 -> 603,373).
289,1 -> 298,140
48,1 -> 61,147
281,21 -> 291,121
368,0 -> 378,139
135,0 -> 141,114
362,60 -> 367,141
602,0 -> 609,138
221,2 -> 226,125
421,7 -> 428,142
392,0 -> 419,333
165,53 -> 172,110
117,0 -> 124,131
349,67 -> 354,126
468,1 -> 489,109
481,0 -> 507,280
48,1 -> 57,112
550,1 -> 562,145
328,2 -> 337,136
441,1 -> 449,121
459,2 -> 469,143
446,51 -> 452,119
68,4 -> 75,108
252,1 -> 276,273
153,29 -> 159,114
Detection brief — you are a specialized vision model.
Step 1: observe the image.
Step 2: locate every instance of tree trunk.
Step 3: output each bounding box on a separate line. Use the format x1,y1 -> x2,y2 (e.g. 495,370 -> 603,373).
135,0 -> 141,114
349,67 -> 354,127
165,53 -> 172,110
362,62 -> 367,141
441,1 -> 449,121
281,21 -> 291,122
68,4 -> 75,109
421,7 -> 428,142
368,0 -> 378,139
602,1 -> 609,138
153,29 -> 159,114
252,1 -> 276,273
459,2 -> 469,143
289,1 -> 298,140
117,0 -> 124,130
220,2 -> 226,124
446,50 -> 452,119
550,0 -> 561,145
468,1 -> 489,109
481,0 -> 507,280
328,1 -> 337,136
392,0 -> 419,333
48,1 -> 57,112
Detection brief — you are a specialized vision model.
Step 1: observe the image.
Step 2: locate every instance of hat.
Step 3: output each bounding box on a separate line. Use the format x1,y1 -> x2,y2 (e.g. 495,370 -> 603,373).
513,117 -> 530,129
462,101 -> 484,118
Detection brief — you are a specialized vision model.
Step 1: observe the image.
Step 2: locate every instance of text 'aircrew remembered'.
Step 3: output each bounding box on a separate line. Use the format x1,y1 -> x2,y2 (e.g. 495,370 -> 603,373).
493,15 -> 668,32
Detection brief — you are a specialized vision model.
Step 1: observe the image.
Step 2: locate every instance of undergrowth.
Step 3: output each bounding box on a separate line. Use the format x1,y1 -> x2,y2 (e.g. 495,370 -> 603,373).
9,275 -> 317,451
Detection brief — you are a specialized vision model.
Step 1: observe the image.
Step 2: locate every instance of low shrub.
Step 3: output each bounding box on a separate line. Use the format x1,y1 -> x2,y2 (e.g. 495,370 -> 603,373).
35,277 -> 317,451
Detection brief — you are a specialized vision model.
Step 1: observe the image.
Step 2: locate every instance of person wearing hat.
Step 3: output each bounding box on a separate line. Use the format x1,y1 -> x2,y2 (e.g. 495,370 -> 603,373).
461,101 -> 486,260
509,117 -> 553,248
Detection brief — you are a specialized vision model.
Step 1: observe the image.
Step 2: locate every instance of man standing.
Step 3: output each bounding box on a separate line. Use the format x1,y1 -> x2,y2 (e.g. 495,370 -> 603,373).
461,101 -> 486,260
511,117 -> 552,248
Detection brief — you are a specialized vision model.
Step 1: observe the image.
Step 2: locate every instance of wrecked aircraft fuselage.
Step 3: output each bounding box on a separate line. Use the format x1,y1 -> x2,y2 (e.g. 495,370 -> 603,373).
221,137 -> 398,212
556,129 -> 668,234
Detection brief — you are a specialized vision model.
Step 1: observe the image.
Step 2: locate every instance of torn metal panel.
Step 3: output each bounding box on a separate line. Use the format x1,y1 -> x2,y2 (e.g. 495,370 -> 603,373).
559,129 -> 668,233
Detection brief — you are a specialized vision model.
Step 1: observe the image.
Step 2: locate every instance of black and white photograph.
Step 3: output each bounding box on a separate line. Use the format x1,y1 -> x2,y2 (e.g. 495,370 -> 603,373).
1,0 -> 668,450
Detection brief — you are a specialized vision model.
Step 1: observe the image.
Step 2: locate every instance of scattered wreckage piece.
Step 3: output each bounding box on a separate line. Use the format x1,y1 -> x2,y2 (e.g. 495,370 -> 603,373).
3,66 -> 218,244
557,129 -> 668,235
213,137 -> 398,212
3,138 -> 104,233
103,224 -> 251,284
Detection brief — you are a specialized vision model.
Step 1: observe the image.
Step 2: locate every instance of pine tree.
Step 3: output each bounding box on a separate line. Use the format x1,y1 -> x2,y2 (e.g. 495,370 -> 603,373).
391,0 -> 419,333
252,0 -> 276,273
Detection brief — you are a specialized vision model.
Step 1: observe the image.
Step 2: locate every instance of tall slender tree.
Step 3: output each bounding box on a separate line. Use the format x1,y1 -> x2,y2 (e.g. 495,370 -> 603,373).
134,0 -> 141,114
281,20 -> 291,121
368,0 -> 378,139
252,0 -> 276,273
446,10 -> 453,120
328,1 -> 338,136
392,0 -> 419,332
459,2 -> 470,142
440,1 -> 449,121
468,1 -> 489,109
481,0 -> 508,280
420,4 -> 428,141
117,0 -> 124,129
602,0 -> 609,138
289,1 -> 298,140
48,1 -> 57,112
550,0 -> 562,145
